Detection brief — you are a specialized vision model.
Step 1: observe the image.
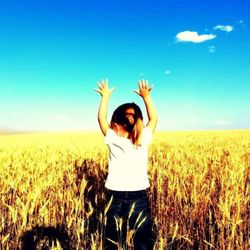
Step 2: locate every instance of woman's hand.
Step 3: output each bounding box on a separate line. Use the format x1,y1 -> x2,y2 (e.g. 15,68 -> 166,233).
135,79 -> 157,133
134,79 -> 153,99
95,79 -> 115,97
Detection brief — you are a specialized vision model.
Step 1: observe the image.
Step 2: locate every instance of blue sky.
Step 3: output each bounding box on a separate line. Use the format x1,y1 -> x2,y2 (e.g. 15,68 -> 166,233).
0,0 -> 249,131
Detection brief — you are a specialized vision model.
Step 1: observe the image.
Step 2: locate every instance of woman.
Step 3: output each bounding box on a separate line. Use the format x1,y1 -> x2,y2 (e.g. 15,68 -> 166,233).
95,79 -> 157,249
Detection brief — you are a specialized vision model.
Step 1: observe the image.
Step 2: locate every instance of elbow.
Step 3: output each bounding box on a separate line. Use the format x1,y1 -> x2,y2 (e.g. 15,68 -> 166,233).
97,115 -> 101,123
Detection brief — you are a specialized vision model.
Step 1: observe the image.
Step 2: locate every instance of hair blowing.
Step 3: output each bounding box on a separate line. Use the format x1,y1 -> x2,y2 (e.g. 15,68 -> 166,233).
110,103 -> 144,146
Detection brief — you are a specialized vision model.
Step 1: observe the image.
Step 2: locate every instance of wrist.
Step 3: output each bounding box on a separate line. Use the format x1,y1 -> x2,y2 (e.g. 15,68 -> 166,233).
142,95 -> 151,101
101,94 -> 110,99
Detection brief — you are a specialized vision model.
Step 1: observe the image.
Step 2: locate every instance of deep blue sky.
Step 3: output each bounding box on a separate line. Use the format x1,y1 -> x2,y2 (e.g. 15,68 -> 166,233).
0,0 -> 249,131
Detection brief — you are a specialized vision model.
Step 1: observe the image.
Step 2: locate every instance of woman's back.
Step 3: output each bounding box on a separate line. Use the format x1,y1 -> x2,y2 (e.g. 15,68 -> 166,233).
104,127 -> 152,191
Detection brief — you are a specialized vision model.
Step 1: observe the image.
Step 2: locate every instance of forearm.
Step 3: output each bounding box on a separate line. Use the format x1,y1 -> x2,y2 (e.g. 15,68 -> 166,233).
97,95 -> 110,135
98,96 -> 109,121
143,95 -> 158,122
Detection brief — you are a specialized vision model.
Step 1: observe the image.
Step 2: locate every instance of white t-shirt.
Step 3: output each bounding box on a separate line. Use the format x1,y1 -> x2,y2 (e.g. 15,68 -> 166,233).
104,126 -> 152,191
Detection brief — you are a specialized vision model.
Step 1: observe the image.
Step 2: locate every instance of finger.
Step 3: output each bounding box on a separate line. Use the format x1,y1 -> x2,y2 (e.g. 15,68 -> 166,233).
94,89 -> 101,93
105,79 -> 108,87
145,80 -> 148,88
138,80 -> 142,90
110,87 -> 116,92
97,82 -> 102,89
148,84 -> 153,91
134,90 -> 140,95
101,79 -> 105,87
141,79 -> 145,89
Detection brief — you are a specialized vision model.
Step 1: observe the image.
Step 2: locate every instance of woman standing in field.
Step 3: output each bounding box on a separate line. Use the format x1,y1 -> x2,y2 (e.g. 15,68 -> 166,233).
95,79 -> 157,250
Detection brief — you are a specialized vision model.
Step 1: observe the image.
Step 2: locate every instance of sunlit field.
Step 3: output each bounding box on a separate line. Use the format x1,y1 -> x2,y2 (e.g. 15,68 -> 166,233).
0,130 -> 249,249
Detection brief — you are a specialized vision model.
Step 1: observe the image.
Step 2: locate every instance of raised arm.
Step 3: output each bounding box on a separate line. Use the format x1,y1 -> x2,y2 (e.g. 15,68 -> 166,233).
134,79 -> 158,133
94,79 -> 115,135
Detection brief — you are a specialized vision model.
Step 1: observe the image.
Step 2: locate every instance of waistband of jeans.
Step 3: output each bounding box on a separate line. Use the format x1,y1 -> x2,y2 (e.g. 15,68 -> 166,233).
105,188 -> 148,200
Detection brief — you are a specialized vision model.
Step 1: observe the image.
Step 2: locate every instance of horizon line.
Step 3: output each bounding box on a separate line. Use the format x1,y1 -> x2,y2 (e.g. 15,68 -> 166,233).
1,128 -> 250,136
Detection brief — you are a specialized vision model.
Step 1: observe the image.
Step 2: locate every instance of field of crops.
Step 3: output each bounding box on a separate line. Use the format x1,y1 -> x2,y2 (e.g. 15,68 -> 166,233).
0,130 -> 249,249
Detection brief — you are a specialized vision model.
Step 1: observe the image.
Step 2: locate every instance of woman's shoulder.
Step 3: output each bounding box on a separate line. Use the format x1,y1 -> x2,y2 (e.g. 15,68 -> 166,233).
104,128 -> 117,142
105,128 -> 116,136
143,126 -> 153,135
104,128 -> 128,144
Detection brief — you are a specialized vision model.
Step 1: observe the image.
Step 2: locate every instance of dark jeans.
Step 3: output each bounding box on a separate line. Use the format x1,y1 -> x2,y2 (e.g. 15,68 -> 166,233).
103,188 -> 155,250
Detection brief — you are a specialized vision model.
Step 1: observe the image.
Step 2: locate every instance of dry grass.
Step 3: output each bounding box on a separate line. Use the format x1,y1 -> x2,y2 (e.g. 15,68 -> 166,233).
0,130 -> 249,249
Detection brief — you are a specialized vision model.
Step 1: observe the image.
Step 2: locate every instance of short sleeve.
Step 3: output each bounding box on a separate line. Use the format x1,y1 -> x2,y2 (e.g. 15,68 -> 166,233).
104,129 -> 116,145
142,126 -> 153,145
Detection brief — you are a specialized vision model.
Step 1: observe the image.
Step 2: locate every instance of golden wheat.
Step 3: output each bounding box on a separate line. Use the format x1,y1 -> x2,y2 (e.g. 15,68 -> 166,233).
0,130 -> 249,249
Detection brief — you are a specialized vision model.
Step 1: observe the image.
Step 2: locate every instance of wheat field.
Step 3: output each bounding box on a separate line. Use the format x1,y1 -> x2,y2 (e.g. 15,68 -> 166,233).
0,130 -> 249,249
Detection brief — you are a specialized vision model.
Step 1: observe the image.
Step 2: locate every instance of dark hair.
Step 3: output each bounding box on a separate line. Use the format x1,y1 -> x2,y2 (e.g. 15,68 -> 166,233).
111,103 -> 144,146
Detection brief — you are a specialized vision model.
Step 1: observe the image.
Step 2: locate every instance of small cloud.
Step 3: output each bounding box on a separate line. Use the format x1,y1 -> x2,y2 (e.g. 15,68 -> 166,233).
212,120 -> 232,126
208,45 -> 216,53
164,70 -> 171,75
214,25 -> 234,32
139,73 -> 144,76
236,19 -> 246,28
176,31 -> 216,43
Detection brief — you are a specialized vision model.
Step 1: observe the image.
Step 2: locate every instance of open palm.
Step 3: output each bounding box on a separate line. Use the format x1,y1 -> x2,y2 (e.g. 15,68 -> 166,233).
95,79 -> 115,97
134,79 -> 153,98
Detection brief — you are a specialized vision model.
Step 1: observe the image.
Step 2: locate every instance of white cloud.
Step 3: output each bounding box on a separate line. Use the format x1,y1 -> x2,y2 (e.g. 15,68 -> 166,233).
212,120 -> 232,126
176,31 -> 216,43
214,25 -> 234,32
164,70 -> 171,75
208,45 -> 216,53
